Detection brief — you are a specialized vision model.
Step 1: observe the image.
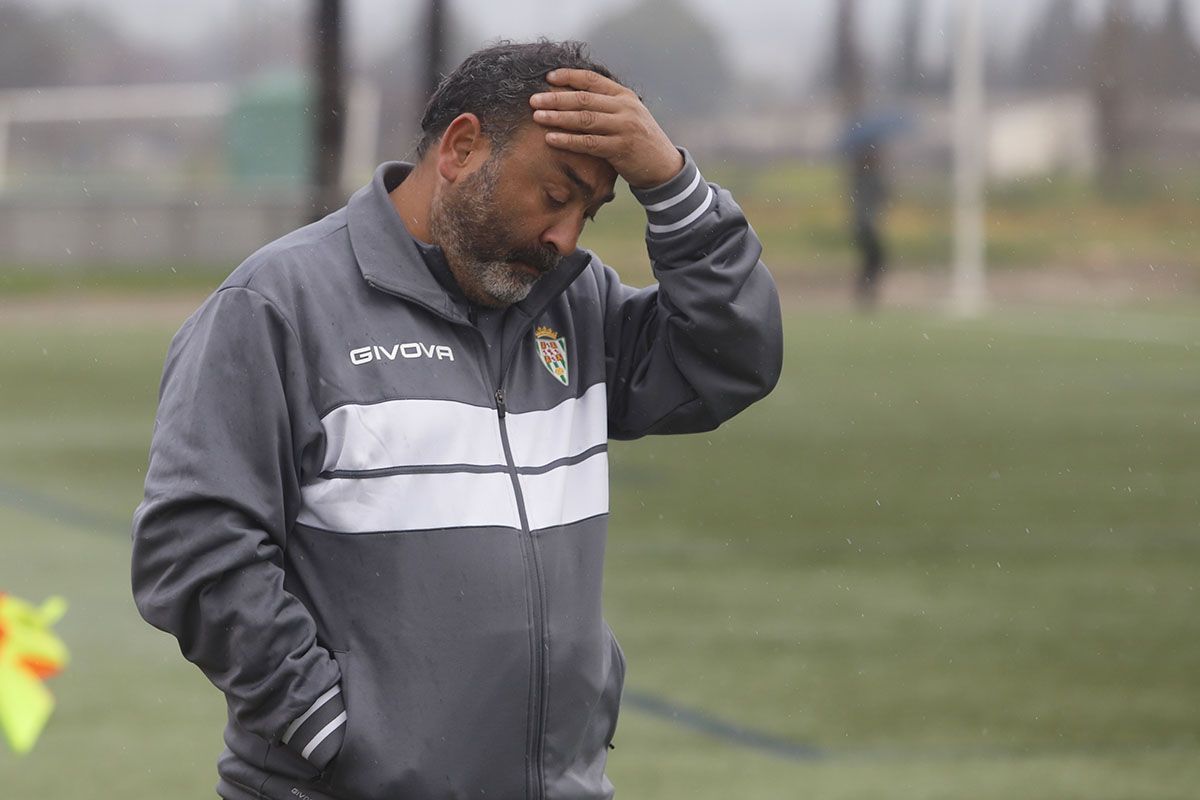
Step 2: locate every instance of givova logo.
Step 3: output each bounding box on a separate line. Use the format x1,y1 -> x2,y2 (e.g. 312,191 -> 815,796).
350,342 -> 455,365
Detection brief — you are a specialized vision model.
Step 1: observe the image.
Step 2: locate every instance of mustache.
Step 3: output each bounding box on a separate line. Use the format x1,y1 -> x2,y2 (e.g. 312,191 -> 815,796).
506,245 -> 562,275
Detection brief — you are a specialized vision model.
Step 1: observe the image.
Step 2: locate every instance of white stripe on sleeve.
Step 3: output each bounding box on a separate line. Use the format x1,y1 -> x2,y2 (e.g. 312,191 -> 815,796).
641,169 -> 702,212
647,186 -> 715,235
281,685 -> 341,745
301,711 -> 348,760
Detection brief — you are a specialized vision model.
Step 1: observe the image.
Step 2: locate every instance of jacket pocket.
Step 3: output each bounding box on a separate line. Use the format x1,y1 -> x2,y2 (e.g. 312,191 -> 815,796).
319,650 -> 362,793
603,624 -> 627,747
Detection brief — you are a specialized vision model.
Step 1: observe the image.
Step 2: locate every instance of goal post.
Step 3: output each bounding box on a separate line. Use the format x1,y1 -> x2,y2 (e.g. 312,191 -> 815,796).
952,0 -> 987,315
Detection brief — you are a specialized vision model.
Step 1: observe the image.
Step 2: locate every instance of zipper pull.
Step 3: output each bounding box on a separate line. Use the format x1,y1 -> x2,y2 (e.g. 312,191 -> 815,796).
495,388 -> 506,418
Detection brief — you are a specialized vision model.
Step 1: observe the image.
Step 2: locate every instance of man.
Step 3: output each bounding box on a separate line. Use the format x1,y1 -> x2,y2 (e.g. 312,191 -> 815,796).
132,40 -> 781,800
849,143 -> 889,309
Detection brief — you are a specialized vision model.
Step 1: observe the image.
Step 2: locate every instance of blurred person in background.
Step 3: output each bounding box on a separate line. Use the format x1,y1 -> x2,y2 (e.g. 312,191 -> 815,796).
131,39 -> 782,800
849,142 -> 889,309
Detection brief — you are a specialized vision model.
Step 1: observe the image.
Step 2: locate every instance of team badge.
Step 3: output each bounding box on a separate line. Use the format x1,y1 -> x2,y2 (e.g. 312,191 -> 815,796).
534,326 -> 569,386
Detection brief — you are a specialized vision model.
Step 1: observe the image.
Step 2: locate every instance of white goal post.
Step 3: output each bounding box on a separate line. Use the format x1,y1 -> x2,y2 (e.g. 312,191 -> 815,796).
952,0 -> 987,315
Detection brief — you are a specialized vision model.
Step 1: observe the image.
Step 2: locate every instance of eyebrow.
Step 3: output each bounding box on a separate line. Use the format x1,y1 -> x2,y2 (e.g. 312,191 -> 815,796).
558,162 -> 616,206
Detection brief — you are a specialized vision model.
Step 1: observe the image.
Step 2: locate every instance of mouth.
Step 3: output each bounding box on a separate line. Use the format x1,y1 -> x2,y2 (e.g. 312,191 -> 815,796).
506,246 -> 562,278
510,261 -> 543,279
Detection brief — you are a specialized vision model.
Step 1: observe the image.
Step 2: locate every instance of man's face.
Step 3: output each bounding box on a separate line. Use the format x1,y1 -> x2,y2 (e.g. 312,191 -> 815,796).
429,122 -> 617,308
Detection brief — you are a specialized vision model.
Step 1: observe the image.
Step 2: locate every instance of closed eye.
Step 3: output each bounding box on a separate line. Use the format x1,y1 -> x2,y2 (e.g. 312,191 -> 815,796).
546,187 -> 602,222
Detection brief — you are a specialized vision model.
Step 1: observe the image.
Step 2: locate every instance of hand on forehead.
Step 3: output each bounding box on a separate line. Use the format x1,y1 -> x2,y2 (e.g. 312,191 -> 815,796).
528,68 -> 683,189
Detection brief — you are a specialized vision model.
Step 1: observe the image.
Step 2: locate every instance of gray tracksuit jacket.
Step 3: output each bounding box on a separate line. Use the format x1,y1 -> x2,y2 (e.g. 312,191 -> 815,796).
131,153 -> 782,800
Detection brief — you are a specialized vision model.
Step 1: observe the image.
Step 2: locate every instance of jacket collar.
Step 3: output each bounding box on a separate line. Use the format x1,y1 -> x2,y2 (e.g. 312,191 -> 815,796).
347,161 -> 592,327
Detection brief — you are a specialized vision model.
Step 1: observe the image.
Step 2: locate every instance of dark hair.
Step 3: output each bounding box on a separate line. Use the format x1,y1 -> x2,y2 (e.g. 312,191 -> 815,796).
416,39 -> 620,159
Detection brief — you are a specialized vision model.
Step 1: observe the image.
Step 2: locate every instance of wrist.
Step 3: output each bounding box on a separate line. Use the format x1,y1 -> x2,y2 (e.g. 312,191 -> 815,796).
627,147 -> 685,190
629,150 -> 715,237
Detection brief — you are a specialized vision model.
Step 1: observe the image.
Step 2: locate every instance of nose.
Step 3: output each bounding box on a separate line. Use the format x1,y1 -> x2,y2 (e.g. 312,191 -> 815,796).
540,213 -> 585,257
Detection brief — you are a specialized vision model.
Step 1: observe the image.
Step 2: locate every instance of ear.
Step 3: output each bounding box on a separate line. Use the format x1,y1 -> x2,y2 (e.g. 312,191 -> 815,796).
436,113 -> 489,183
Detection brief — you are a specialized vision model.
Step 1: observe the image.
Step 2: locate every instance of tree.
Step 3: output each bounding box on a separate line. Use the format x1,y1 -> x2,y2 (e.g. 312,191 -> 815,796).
832,0 -> 865,117
585,0 -> 731,120
0,5 -> 68,88
1152,0 -> 1200,96
365,1 -> 474,159
0,5 -> 166,89
1018,0 -> 1087,90
423,0 -> 447,105
311,0 -> 345,221
1092,0 -> 1132,185
892,0 -> 924,94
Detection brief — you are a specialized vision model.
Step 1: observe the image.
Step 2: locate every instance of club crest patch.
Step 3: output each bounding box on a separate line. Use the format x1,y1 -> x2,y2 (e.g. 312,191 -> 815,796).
534,325 -> 569,386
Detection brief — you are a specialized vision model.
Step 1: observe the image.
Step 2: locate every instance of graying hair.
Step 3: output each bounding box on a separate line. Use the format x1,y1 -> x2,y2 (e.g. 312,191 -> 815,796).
416,39 -> 620,158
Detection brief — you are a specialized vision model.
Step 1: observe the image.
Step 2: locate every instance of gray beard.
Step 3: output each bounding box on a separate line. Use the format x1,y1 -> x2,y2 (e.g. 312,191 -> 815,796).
429,158 -> 561,308
463,258 -> 538,308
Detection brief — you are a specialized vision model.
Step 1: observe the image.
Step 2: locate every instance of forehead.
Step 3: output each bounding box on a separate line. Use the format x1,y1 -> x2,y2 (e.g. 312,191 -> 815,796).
497,122 -> 617,195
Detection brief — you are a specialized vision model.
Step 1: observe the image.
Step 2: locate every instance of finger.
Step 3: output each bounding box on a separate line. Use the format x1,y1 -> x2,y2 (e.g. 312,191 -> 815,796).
529,90 -> 621,113
545,68 -> 625,96
532,108 -> 622,134
544,131 -> 618,159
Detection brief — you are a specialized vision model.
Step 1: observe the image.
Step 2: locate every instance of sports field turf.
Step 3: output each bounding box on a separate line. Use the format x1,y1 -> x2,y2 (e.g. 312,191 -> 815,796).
1,297 -> 1197,798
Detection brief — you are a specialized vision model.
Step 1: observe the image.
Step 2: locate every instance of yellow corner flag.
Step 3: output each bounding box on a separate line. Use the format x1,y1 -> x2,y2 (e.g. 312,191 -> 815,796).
0,593 -> 69,754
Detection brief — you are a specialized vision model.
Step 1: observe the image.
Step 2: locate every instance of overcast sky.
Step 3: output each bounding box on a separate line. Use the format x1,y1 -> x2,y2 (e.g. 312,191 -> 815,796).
21,0 -> 1200,86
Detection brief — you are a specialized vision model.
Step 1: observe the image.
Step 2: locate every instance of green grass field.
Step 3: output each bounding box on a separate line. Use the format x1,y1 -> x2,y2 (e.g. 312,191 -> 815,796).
1,295 -> 1198,798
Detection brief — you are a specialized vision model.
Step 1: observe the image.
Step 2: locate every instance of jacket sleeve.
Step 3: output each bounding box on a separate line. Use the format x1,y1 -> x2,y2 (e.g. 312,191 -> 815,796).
131,286 -> 346,770
601,150 -> 783,439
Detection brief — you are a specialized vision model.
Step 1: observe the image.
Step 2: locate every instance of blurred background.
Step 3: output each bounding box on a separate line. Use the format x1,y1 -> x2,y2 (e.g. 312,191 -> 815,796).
0,0 -> 1197,797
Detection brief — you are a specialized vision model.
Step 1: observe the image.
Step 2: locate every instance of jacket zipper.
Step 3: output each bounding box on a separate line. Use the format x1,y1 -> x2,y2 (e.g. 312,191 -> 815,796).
367,278 -> 552,800
494,381 -> 548,800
